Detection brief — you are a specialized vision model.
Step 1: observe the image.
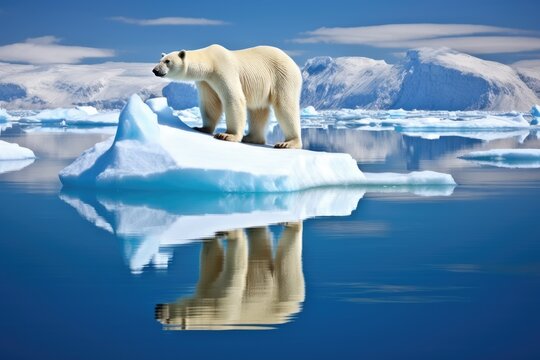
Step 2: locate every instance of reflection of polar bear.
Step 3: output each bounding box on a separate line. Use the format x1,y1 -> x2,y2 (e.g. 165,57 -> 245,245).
155,223 -> 305,330
153,45 -> 302,149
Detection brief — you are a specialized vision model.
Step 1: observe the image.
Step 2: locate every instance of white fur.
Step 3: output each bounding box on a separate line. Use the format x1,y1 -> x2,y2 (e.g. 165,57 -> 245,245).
153,45 -> 302,148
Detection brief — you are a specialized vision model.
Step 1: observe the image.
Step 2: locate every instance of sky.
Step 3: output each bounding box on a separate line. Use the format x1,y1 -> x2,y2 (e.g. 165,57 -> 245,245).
0,0 -> 539,66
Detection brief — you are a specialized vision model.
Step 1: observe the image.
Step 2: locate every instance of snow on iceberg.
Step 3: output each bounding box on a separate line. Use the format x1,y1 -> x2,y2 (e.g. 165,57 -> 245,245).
459,149 -> 540,168
0,140 -> 36,160
59,94 -> 456,192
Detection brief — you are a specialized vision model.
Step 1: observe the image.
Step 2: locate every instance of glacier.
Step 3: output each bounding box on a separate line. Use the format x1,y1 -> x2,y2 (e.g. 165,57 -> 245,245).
460,149 -> 540,168
59,95 -> 456,192
302,48 -> 539,111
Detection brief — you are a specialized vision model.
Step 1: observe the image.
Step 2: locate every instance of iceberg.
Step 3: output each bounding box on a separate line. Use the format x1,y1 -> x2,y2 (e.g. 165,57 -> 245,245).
459,149 -> 540,168
59,95 -> 456,192
0,139 -> 36,174
0,140 -> 36,160
0,108 -> 19,122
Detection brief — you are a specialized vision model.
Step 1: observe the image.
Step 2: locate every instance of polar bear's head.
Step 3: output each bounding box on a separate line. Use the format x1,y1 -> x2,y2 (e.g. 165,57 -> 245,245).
152,50 -> 186,79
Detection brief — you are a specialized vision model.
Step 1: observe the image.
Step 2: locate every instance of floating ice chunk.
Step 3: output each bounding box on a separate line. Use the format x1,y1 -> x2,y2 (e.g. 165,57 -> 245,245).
301,106 -> 319,117
59,94 -> 456,192
459,149 -> 540,168
395,115 -> 531,132
20,106 -> 99,124
0,140 -> 36,160
64,111 -> 119,126
0,108 -> 19,122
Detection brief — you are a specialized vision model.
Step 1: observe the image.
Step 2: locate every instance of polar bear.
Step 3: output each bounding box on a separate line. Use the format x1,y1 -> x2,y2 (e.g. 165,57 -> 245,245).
152,44 -> 302,149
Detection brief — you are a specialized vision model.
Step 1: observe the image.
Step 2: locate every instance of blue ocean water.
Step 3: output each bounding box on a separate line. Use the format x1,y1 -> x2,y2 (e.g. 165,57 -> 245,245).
1,124 -> 540,359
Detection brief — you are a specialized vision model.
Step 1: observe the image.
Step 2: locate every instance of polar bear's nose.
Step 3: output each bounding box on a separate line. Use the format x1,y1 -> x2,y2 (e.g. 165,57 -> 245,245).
152,68 -> 164,77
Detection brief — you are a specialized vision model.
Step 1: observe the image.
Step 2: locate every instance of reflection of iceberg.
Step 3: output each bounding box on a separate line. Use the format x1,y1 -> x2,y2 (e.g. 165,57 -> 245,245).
60,187 -> 365,274
59,95 -> 456,192
460,149 -> 540,168
0,159 -> 35,174
156,223 -> 305,330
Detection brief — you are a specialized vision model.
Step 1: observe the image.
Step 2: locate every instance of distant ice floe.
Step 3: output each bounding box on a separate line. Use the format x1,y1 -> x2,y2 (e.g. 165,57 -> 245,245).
59,95 -> 456,192
460,149 -> 540,168
0,108 -> 19,122
19,106 -> 119,126
0,140 -> 36,174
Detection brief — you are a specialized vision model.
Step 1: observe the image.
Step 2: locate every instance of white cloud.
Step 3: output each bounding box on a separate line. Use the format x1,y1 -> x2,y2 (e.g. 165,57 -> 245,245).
110,16 -> 228,26
293,24 -> 540,54
0,36 -> 115,64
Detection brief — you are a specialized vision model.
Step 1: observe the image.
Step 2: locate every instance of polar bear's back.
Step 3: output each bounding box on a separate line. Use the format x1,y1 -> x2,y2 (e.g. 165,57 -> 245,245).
230,46 -> 301,107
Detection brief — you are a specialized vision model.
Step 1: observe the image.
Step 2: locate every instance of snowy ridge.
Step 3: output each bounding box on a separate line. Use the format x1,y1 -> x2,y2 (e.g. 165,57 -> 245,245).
59,95 -> 456,192
0,61 -> 198,110
302,48 -> 539,111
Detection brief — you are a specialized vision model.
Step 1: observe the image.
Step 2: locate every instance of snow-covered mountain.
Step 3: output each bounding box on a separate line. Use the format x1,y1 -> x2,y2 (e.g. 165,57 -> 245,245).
0,61 -> 197,110
0,48 -> 539,111
302,48 -> 540,111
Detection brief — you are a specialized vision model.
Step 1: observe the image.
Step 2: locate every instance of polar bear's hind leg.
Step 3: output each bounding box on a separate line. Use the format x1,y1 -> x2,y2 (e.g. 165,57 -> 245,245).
243,107 -> 270,145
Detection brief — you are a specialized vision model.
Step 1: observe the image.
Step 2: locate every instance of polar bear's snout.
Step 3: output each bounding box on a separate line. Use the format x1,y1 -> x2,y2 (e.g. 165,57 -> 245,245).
153,65 -> 167,77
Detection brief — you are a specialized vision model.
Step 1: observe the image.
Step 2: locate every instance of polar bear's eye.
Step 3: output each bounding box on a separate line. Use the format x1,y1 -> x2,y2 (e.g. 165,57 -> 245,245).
164,60 -> 170,64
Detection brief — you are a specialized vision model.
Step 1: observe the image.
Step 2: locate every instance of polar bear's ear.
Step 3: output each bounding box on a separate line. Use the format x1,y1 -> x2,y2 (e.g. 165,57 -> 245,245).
161,53 -> 166,58
179,50 -> 186,60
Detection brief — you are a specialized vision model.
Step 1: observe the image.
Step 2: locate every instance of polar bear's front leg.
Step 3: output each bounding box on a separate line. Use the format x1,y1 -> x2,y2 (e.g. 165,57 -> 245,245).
194,81 -> 222,134
214,82 -> 247,142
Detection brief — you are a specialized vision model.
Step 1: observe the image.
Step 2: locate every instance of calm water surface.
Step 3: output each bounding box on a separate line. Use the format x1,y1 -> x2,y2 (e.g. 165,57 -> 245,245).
1,124 -> 540,359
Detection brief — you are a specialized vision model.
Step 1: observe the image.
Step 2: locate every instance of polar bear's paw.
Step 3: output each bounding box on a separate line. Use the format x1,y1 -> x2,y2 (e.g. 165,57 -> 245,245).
214,132 -> 242,142
274,139 -> 302,149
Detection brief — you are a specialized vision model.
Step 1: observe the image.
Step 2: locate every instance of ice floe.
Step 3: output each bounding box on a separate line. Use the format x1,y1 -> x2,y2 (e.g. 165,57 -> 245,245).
59,95 -> 456,192
460,149 -> 540,168
19,106 -> 119,126
0,108 -> 19,122
0,140 -> 36,160
0,140 -> 36,174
